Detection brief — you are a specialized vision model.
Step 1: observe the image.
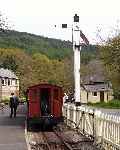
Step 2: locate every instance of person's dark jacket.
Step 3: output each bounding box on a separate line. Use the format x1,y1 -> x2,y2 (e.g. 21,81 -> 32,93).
9,96 -> 19,108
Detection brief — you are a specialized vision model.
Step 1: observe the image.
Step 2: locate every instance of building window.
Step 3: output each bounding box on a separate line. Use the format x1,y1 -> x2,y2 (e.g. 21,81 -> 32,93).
11,80 -> 12,85
2,79 -> 4,85
93,92 -> 97,96
8,79 -> 10,86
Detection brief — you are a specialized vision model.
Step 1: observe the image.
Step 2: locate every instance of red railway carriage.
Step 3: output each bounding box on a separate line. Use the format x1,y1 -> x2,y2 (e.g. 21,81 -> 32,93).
26,83 -> 63,129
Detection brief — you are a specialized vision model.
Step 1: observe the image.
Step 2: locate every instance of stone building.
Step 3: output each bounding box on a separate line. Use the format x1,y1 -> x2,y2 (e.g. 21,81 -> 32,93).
0,68 -> 19,101
81,82 -> 113,103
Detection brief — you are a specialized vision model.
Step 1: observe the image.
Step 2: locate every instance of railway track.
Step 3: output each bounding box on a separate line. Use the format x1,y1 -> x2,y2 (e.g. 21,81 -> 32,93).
27,124 -> 98,150
53,128 -> 80,150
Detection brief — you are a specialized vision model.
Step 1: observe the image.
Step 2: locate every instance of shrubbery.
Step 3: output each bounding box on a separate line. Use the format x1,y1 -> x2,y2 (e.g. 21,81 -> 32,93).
88,100 -> 120,109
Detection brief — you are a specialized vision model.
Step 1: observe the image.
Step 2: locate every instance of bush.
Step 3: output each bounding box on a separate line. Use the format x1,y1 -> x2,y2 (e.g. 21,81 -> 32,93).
87,100 -> 120,109
0,99 -> 9,105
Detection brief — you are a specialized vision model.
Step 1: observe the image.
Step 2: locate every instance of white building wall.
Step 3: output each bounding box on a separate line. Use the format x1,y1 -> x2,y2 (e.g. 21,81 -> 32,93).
1,78 -> 19,100
104,92 -> 108,102
108,90 -> 114,101
80,89 -> 88,103
88,92 -> 100,103
81,89 -> 113,104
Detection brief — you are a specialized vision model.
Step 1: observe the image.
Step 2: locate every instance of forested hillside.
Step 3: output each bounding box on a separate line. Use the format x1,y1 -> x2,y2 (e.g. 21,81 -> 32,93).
0,30 -> 72,59
0,30 -> 98,61
0,30 -> 99,95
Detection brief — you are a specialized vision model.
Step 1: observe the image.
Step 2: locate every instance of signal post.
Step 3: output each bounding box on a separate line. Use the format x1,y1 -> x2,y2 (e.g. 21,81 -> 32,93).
72,14 -> 89,106
61,14 -> 89,106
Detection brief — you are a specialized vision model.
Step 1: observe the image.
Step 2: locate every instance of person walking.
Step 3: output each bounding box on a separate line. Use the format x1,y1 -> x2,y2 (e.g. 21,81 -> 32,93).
9,93 -> 19,118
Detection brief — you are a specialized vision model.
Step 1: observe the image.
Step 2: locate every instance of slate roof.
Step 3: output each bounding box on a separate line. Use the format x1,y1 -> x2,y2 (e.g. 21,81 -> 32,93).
0,68 -> 18,79
82,83 -> 111,92
81,74 -> 105,84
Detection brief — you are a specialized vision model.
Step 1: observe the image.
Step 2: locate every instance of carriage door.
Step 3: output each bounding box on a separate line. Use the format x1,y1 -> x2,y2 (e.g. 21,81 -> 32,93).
100,91 -> 104,102
40,88 -> 51,116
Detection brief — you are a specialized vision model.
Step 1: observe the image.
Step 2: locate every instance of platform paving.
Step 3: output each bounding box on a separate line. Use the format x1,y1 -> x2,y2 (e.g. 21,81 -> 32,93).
0,104 -> 27,150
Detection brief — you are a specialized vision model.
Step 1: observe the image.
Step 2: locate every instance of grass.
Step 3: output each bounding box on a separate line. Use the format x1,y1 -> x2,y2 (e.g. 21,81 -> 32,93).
87,100 -> 120,109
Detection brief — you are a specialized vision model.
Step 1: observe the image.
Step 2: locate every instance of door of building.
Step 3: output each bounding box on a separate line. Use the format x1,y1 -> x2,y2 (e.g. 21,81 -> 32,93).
100,91 -> 104,102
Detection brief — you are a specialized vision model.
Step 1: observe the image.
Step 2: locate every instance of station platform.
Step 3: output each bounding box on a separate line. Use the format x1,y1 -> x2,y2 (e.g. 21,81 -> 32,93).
0,104 -> 27,150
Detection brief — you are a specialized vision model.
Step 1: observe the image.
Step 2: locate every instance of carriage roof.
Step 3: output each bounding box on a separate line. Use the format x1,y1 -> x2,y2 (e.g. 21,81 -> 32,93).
28,83 -> 62,90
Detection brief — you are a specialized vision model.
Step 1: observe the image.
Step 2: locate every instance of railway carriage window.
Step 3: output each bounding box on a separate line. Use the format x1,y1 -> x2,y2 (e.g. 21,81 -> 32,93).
54,89 -> 59,99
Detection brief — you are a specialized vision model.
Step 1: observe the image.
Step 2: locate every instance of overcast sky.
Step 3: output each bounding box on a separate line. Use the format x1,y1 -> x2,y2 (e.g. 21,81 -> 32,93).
0,0 -> 120,44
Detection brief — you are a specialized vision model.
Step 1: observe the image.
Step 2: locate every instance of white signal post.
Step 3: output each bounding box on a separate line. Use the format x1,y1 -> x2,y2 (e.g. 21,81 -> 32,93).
61,14 -> 89,105
73,14 -> 81,105
73,14 -> 89,105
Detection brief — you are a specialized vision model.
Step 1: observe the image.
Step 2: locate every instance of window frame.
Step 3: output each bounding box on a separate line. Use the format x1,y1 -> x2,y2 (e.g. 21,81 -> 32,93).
92,92 -> 97,96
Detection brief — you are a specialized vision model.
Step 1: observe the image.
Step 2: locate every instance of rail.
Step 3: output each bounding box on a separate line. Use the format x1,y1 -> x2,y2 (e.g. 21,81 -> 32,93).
53,128 -> 74,150
53,126 -> 95,150
42,132 -> 52,150
29,130 -> 79,150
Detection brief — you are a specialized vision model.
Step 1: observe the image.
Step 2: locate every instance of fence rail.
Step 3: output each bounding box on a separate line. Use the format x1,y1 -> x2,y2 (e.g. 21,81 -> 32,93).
62,103 -> 120,150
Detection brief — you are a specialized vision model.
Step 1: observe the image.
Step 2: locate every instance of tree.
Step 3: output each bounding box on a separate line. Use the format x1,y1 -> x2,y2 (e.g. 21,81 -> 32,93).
31,53 -> 74,91
32,53 -> 52,83
0,12 -> 10,32
100,35 -> 120,97
0,48 -> 33,95
62,56 -> 74,92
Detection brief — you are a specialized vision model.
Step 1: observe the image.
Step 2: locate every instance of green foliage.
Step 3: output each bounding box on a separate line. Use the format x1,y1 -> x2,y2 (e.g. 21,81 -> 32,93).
0,30 -> 72,59
81,45 -> 99,64
0,48 -> 74,95
100,35 -> 120,97
31,53 -> 72,91
0,30 -> 99,96
113,88 -> 120,99
88,100 -> 120,109
0,48 -> 33,95
0,30 -> 98,62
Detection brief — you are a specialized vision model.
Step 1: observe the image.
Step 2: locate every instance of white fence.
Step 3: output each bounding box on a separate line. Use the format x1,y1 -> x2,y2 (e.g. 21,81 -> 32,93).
62,103 -> 120,150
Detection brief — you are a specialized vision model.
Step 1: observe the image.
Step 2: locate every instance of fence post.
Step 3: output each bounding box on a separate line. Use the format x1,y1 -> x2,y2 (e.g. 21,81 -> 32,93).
73,105 -> 76,128
82,111 -> 85,135
93,109 -> 96,140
